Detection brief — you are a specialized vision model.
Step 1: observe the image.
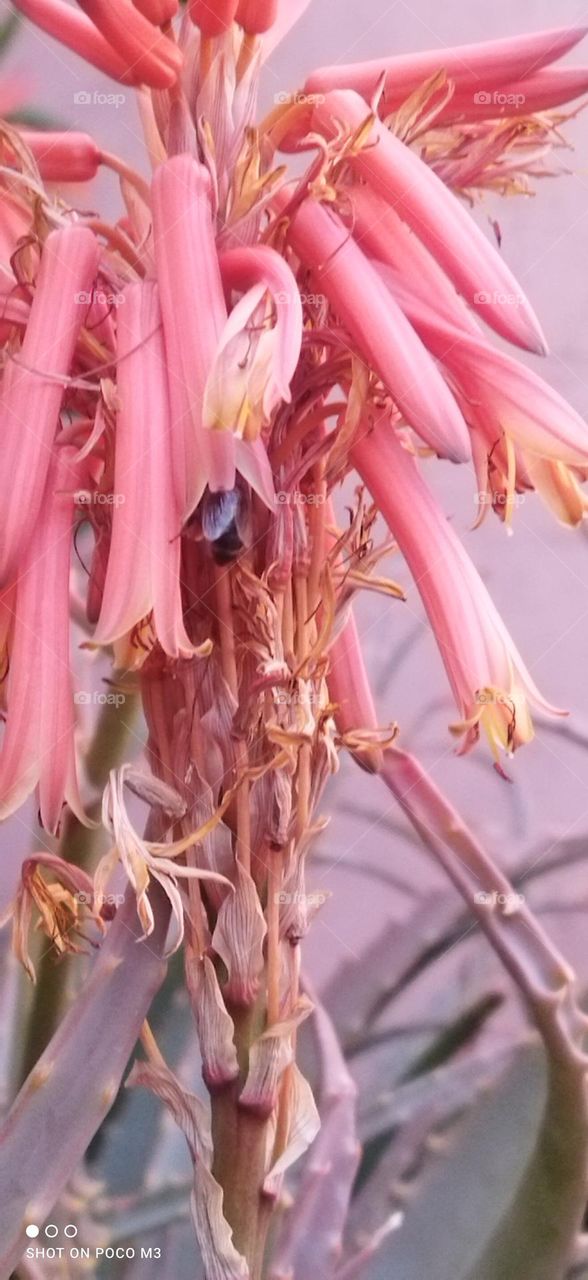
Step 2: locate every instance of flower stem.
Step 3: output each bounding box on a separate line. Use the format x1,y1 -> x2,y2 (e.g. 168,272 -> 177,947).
16,679 -> 140,1086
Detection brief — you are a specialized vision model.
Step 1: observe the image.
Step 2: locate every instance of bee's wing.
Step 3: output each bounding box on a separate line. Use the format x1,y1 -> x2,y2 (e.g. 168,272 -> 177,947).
201,488 -> 241,542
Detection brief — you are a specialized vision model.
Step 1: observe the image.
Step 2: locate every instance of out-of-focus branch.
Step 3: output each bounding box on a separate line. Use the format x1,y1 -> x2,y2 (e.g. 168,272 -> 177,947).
329,610 -> 588,1280
0,886 -> 170,1277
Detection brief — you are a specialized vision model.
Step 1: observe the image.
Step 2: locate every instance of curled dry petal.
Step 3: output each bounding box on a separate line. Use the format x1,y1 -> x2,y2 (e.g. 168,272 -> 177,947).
212,862 -> 267,1006
264,1064 -> 320,1194
186,954 -> 239,1089
5,852 -> 99,982
240,998 -> 314,1116
99,767 -> 233,953
211,245 -> 303,438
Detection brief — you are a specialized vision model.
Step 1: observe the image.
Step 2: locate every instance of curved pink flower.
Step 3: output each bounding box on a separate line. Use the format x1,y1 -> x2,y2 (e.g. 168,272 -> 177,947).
77,0 -> 182,87
350,183 -> 481,338
0,448 -> 87,832
151,155 -> 235,513
12,0 -> 144,84
188,0 -> 238,33
431,66 -> 588,125
0,225 -> 101,588
311,89 -> 547,354
236,0 -> 278,33
352,417 -> 563,766
22,131 -> 101,183
284,194 -> 471,463
133,0 -> 178,22
372,257 -> 588,467
304,26 -> 587,110
94,282 -> 193,659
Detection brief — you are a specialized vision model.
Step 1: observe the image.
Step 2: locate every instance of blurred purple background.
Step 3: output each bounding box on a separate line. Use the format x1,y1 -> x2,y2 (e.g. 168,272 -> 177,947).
2,0 -> 588,992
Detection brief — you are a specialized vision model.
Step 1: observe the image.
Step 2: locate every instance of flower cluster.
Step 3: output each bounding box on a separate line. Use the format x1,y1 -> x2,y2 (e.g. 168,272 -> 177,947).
1,3 -> 588,1275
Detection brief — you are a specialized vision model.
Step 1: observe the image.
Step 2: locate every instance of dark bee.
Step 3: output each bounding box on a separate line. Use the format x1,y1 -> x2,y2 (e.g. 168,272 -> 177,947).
199,485 -> 251,565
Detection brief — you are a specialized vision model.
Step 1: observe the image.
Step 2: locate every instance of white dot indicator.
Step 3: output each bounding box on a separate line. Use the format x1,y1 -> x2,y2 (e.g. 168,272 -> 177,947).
25,1225 -> 39,1239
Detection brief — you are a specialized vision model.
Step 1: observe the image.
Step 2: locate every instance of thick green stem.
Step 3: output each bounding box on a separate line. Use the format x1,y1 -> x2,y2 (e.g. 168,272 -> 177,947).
16,682 -> 140,1087
210,1002 -> 271,1279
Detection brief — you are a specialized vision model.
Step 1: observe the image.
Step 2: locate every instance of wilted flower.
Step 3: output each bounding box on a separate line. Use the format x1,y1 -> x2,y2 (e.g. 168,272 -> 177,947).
1,852 -> 101,982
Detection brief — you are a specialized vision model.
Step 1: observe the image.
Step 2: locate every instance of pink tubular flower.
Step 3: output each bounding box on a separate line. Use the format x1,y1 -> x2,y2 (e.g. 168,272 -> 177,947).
350,183 -> 481,338
11,0 -> 144,84
236,0 -> 278,33
94,282 -> 193,659
304,26 -> 587,110
327,608 -> 386,775
76,0 -> 182,88
0,225 -> 101,589
188,0 -> 238,34
352,417 -> 562,767
350,186 -> 588,466
0,448 -> 87,833
284,195 -> 471,463
21,131 -> 101,183
311,90 -> 547,354
432,66 -> 588,126
133,0 -> 178,22
151,155 -> 235,513
371,258 -> 588,468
